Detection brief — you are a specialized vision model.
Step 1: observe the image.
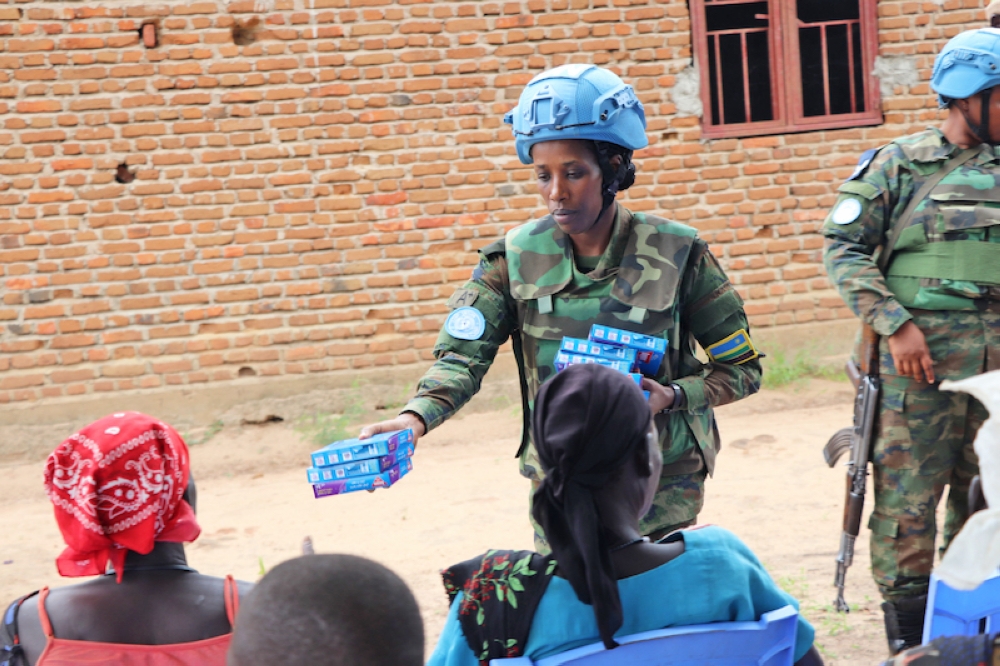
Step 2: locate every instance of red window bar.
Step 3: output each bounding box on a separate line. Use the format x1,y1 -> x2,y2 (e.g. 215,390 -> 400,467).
711,24 -> 767,125
690,0 -> 881,139
813,19 -> 860,115
783,0 -> 881,131
692,0 -> 788,139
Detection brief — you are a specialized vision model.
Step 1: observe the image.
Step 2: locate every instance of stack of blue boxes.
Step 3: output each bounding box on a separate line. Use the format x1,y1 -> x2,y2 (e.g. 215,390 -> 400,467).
306,429 -> 414,498
555,324 -> 668,395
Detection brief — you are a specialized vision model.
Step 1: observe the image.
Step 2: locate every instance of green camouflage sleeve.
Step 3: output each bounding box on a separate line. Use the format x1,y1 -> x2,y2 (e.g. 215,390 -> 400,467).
400,248 -> 515,432
822,146 -> 915,337
676,242 -> 762,412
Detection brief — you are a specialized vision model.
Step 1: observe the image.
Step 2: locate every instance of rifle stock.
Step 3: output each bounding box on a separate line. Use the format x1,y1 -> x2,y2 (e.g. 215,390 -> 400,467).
859,324 -> 880,377
832,324 -> 880,612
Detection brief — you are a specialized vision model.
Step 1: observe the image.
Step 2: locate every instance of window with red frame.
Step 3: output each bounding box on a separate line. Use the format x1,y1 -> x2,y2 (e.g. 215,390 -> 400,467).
689,0 -> 882,139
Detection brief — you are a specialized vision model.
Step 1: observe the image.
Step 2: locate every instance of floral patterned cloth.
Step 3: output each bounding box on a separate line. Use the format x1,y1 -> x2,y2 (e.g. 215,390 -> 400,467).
441,550 -> 557,664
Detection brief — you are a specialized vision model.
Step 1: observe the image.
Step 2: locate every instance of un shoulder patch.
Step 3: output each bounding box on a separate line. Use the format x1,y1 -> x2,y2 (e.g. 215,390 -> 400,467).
831,198 -> 863,225
705,329 -> 759,365
444,307 -> 486,341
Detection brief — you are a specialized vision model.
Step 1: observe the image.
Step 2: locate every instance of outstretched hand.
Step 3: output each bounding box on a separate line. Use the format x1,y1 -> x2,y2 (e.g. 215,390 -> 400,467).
359,412 -> 426,444
887,321 -> 935,384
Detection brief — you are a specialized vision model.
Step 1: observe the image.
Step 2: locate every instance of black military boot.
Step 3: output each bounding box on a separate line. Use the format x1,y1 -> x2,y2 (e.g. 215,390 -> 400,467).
881,594 -> 928,655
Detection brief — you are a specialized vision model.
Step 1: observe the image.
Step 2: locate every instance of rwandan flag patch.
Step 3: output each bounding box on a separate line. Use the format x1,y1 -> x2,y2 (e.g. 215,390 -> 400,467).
705,329 -> 758,365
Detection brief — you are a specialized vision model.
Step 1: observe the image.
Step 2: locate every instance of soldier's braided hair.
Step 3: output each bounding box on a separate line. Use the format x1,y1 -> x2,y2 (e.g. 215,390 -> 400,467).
587,140 -> 636,207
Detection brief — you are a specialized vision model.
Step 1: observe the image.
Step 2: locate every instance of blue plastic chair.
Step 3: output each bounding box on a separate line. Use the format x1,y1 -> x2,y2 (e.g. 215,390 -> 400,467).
923,573 -> 1000,642
489,605 -> 798,666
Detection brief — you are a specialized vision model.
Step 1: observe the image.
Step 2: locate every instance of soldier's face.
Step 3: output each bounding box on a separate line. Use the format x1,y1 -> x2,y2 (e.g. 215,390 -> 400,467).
531,140 -> 606,236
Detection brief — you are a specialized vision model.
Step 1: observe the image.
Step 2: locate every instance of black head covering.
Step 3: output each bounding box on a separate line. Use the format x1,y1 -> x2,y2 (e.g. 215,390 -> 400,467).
531,363 -> 652,650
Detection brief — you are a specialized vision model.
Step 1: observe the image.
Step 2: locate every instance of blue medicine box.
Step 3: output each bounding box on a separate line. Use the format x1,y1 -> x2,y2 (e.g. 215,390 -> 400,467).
589,325 -> 667,376
312,457 -> 413,498
559,337 -> 638,367
307,443 -> 414,483
310,429 -> 414,468
554,351 -> 633,375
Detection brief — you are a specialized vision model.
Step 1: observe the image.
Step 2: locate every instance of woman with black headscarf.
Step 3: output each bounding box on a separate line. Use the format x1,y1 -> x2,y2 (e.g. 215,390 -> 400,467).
428,365 -> 821,665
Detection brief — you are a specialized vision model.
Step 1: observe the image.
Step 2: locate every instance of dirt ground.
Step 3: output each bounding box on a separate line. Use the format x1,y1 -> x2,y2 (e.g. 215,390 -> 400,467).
0,377 -> 896,665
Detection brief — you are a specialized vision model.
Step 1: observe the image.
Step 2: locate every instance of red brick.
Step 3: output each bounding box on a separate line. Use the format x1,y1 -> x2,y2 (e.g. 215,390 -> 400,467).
0,374 -> 44,390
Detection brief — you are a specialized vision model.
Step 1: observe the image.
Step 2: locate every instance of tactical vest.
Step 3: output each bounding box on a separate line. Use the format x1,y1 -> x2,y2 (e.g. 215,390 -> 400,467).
504,207 -> 717,476
882,147 -> 1000,310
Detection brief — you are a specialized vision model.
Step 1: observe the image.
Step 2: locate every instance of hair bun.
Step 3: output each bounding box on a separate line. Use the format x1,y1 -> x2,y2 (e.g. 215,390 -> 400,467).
619,163 -> 636,191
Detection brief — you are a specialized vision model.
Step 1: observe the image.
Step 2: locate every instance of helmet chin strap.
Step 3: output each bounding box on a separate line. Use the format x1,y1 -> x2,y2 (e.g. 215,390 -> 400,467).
961,87 -> 996,146
582,183 -> 619,239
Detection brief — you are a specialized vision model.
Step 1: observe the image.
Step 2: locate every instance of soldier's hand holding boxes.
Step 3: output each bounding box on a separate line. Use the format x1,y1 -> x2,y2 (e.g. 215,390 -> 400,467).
307,430 -> 414,498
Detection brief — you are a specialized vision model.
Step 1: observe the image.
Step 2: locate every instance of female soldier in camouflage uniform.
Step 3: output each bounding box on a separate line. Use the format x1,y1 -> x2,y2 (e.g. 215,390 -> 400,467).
362,64 -> 761,547
823,28 -> 1000,654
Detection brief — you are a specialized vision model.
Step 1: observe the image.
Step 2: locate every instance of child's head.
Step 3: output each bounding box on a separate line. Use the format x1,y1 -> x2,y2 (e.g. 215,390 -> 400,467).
228,554 -> 424,666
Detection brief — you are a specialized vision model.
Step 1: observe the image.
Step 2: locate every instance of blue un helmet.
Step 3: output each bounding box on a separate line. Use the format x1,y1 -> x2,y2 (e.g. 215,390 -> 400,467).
503,64 -> 648,165
932,28 -> 1000,107
932,28 -> 1000,145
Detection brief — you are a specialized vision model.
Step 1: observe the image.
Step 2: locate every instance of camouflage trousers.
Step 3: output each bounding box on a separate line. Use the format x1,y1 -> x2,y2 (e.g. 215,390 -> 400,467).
530,468 -> 707,554
869,375 -> 985,601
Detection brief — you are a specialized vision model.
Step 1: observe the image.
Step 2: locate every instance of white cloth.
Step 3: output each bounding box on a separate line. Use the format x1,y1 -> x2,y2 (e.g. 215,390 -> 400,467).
935,370 -> 1000,590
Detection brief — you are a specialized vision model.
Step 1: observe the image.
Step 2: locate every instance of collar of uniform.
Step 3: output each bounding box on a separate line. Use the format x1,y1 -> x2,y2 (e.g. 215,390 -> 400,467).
505,215 -> 574,301
506,205 -> 627,301
907,126 -> 959,163
910,126 -> 1000,165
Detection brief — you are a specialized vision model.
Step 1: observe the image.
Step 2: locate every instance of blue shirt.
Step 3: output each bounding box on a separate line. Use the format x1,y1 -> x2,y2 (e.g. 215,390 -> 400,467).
427,526 -> 815,665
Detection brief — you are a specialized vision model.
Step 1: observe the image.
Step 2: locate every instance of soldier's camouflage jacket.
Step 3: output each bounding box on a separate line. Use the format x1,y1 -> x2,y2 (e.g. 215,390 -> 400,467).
822,128 -> 1000,382
402,205 -> 762,481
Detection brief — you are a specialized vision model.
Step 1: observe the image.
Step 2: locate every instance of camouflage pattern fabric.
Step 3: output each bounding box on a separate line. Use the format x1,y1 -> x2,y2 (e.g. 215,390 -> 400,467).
403,205 -> 761,541
822,128 -> 1000,600
870,369 -> 985,600
823,128 -> 1000,339
639,468 -> 706,542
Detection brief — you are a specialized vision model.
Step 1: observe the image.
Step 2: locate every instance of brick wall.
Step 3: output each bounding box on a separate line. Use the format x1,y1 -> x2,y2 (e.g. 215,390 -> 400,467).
0,0 -> 986,404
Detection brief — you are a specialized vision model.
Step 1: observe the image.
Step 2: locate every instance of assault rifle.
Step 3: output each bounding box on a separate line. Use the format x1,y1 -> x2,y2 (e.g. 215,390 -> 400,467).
823,325 -> 880,613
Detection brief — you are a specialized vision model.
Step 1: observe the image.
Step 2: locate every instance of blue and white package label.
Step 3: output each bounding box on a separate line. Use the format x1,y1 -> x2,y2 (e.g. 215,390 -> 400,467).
307,443 -> 414,483
310,429 -> 413,468
312,457 -> 414,498
554,351 -> 632,375
588,325 -> 666,375
559,337 -> 638,366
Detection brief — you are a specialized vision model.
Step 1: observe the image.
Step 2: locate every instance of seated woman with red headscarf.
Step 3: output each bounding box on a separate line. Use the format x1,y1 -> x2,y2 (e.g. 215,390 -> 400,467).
428,364 -> 822,666
0,412 -> 252,666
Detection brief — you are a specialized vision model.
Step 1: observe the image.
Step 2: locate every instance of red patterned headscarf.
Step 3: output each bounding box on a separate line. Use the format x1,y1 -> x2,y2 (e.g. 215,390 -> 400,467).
44,412 -> 201,582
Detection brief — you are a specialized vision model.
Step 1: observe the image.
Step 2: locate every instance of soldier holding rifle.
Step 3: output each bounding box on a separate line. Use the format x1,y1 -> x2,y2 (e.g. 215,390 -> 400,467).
822,28 -> 1000,655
